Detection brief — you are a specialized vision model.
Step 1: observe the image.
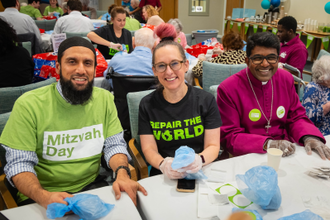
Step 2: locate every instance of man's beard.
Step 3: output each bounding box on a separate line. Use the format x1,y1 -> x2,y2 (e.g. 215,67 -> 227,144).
60,71 -> 94,105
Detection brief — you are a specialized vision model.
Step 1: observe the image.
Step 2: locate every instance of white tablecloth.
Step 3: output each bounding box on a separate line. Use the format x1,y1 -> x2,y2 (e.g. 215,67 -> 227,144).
137,146 -> 330,220
1,186 -> 141,220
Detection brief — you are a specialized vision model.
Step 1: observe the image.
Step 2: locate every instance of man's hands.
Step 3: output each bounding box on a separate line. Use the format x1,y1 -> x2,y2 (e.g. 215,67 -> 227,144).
304,137 -> 330,160
160,157 -> 187,179
37,190 -> 73,209
268,140 -> 296,157
112,169 -> 147,206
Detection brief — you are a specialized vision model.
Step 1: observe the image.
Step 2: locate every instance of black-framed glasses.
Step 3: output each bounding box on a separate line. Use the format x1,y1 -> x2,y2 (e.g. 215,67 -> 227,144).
249,55 -> 279,65
153,60 -> 184,73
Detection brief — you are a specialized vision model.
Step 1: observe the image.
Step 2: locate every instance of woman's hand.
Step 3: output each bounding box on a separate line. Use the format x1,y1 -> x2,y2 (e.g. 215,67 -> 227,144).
160,157 -> 187,179
178,154 -> 203,174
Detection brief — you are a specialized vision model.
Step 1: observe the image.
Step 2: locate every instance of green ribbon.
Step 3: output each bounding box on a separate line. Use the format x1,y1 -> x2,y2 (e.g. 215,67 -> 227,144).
245,23 -> 249,34
230,21 -> 234,29
272,28 -> 277,35
322,36 -> 330,50
306,34 -> 315,49
262,26 -> 267,32
297,31 -> 301,38
253,25 -> 258,33
224,20 -> 227,29
237,22 -> 241,32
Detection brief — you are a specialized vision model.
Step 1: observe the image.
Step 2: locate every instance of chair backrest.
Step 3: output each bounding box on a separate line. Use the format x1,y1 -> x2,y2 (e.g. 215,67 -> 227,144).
202,62 -> 247,93
96,10 -> 108,18
22,41 -> 32,57
109,71 -> 156,136
292,74 -> 307,101
130,30 -> 136,37
127,90 -> 154,146
82,10 -> 91,17
0,112 -> 11,175
65,32 -> 90,38
317,49 -> 330,60
0,78 -> 56,114
209,85 -> 218,100
185,33 -> 192,46
34,19 -> 56,31
17,33 -> 43,55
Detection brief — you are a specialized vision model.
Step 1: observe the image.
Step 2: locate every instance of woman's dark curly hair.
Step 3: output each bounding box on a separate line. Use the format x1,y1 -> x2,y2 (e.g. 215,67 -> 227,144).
0,18 -> 17,54
222,31 -> 244,51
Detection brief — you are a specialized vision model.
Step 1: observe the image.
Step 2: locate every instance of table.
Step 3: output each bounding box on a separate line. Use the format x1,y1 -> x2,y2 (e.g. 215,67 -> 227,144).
1,186 -> 141,220
137,144 -> 330,220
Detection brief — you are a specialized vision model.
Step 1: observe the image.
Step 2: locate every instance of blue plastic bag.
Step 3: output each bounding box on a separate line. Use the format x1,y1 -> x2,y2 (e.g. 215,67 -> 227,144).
232,208 -> 263,220
171,146 -> 207,180
278,210 -> 323,220
46,194 -> 114,220
236,166 -> 281,210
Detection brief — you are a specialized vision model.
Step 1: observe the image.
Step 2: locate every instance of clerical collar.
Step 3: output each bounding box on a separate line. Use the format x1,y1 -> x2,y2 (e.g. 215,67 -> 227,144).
262,81 -> 268,85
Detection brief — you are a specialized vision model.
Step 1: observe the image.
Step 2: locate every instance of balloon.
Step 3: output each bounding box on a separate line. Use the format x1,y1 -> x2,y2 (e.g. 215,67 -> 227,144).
325,2 -> 330,14
271,0 -> 281,8
261,0 -> 271,10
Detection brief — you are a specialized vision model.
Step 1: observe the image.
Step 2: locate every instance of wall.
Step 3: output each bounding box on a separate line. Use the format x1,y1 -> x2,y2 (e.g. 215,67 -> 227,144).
178,0 -> 225,36
98,0 -> 114,10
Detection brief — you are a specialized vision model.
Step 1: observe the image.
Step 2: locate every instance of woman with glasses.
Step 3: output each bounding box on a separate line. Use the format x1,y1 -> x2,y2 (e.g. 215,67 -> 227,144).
138,23 -> 221,179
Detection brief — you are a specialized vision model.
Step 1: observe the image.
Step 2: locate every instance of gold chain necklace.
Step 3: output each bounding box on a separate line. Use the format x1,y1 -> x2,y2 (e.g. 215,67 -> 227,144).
246,68 -> 274,133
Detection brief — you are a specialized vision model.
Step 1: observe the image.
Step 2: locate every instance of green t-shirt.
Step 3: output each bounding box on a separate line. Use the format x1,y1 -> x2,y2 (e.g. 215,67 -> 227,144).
0,83 -> 123,202
124,17 -> 141,31
20,5 -> 43,18
43,6 -> 64,16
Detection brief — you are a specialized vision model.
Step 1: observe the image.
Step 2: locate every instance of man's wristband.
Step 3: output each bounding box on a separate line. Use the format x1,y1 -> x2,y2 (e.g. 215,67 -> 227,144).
115,165 -> 131,180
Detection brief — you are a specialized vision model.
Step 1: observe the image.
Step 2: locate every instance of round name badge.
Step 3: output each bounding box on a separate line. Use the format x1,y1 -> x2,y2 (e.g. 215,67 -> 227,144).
276,106 -> 285,119
249,109 -> 261,122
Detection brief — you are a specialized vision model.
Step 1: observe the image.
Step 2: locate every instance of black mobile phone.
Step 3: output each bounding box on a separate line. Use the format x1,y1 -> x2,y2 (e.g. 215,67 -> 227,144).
0,212 -> 9,220
176,179 -> 196,193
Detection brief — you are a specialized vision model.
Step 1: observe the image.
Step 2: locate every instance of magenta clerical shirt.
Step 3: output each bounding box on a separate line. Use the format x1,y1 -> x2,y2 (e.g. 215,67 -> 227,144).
217,67 -> 324,157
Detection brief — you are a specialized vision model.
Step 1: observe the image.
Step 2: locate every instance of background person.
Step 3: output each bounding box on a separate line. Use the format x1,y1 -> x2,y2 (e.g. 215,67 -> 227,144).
142,5 -> 163,27
193,31 -> 246,78
302,55 -> 330,136
129,0 -> 144,23
167,18 -> 187,48
217,32 -> 330,160
138,23 -> 221,178
87,6 -> 133,59
123,7 -> 141,31
0,18 -> 34,88
277,16 -> 307,78
52,0 -> 93,35
43,0 -> 63,16
20,0 -> 44,20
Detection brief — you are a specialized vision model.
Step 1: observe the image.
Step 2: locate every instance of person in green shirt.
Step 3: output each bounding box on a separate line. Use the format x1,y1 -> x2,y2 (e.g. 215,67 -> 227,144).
123,8 -> 141,31
20,0 -> 44,20
43,0 -> 63,16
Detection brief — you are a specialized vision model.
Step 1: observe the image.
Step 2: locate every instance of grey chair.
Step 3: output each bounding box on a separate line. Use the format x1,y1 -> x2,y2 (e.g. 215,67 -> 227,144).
317,49 -> 330,60
34,19 -> 56,31
209,85 -> 218,100
201,62 -> 247,93
185,33 -> 192,46
96,10 -> 108,18
17,33 -> 43,56
127,90 -> 154,180
82,11 -> 91,17
0,78 -> 57,114
22,42 -> 32,57
64,32 -> 90,38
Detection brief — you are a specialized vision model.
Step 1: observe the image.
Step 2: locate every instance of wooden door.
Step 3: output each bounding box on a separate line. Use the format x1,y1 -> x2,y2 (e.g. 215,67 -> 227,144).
158,0 -> 178,23
226,0 -> 244,18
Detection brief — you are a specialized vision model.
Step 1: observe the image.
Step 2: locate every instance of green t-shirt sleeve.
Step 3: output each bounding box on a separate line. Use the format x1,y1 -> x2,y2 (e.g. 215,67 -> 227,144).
34,8 -> 43,18
43,6 -> 49,16
104,91 -> 123,138
59,8 -> 63,15
0,98 -> 37,152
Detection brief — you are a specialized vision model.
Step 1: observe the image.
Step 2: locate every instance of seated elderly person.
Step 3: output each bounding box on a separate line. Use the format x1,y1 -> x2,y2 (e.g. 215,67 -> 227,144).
302,56 -> 330,136
167,18 -> 187,48
52,0 -> 93,35
129,0 -> 144,23
218,32 -> 330,160
193,31 -> 246,78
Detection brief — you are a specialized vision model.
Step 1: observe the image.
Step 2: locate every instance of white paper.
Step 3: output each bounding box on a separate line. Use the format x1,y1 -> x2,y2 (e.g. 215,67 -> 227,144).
52,33 -> 67,52
207,169 -> 227,183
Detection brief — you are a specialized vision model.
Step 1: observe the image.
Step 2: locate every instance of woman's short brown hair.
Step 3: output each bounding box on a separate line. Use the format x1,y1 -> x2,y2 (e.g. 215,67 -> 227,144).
222,31 -> 244,51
